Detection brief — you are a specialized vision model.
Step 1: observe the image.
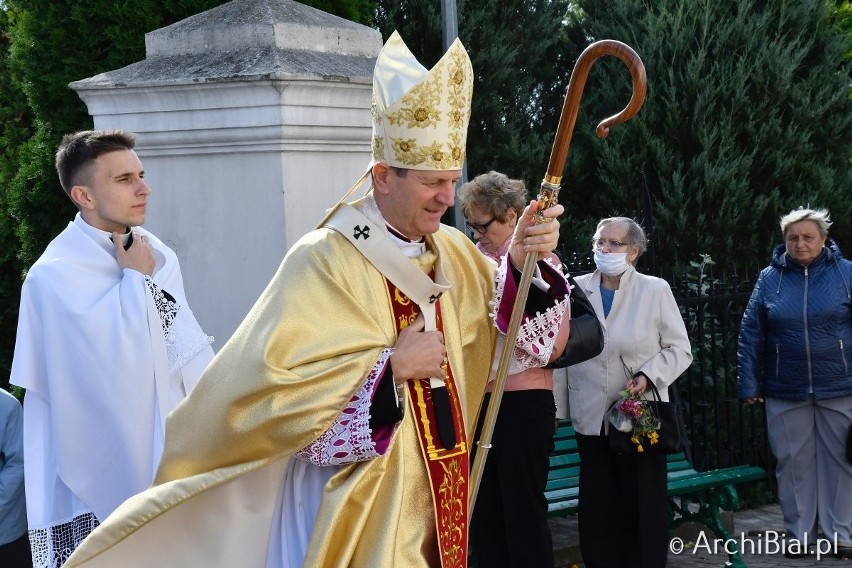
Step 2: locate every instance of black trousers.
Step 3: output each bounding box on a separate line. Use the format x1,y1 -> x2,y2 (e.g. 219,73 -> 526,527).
470,390 -> 556,568
576,431 -> 669,568
0,532 -> 33,568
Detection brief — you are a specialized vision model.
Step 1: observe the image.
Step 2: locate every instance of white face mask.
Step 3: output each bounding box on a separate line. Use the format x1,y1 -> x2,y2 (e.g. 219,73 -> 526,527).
593,250 -> 630,276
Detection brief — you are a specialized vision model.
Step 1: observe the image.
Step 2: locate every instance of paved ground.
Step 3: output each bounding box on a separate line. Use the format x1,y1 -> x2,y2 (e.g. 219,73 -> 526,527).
550,502 -> 851,567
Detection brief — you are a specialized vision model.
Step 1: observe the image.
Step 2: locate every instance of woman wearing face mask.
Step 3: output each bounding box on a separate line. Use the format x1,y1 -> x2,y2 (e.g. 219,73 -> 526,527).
568,217 -> 692,568
458,171 -> 570,568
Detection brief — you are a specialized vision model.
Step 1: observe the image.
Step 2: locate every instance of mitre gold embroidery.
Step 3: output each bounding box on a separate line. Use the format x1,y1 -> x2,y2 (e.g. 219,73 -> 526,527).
372,135 -> 385,161
370,33 -> 472,170
386,72 -> 441,129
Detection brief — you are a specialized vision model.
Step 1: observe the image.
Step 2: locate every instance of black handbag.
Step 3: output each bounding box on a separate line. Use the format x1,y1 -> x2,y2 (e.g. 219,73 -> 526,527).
546,274 -> 605,368
608,380 -> 684,455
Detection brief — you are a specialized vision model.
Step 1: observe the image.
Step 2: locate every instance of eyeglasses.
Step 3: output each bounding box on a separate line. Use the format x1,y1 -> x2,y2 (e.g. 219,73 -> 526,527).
465,217 -> 497,234
593,239 -> 630,251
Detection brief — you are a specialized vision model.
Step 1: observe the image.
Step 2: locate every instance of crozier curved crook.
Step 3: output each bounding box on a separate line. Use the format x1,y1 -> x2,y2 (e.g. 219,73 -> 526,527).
469,40 -> 648,517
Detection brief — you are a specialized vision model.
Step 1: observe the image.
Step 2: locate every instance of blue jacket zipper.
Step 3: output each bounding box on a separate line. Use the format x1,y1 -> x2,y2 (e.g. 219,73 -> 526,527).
804,266 -> 813,394
775,344 -> 780,379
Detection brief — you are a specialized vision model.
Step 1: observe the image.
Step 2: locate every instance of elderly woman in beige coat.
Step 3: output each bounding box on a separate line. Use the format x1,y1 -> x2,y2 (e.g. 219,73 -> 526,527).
568,217 -> 692,568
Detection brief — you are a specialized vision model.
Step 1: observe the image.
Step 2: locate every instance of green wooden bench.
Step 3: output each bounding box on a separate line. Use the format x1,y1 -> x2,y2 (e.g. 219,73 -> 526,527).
546,420 -> 767,568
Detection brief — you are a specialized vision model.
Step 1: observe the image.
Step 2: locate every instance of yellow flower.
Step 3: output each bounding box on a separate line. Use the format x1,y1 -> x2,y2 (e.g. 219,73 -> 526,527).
649,431 -> 660,445
637,444 -> 644,453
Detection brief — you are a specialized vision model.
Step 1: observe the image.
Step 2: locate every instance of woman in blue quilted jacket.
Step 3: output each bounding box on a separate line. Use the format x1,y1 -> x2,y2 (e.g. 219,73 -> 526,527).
738,207 -> 852,560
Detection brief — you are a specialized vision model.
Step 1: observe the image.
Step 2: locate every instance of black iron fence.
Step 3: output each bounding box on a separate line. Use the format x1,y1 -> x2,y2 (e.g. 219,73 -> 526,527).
561,252 -> 774,496
668,264 -> 771,477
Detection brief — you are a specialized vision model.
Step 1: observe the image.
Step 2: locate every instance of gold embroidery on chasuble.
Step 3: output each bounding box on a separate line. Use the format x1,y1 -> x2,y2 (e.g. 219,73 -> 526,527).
387,252 -> 468,568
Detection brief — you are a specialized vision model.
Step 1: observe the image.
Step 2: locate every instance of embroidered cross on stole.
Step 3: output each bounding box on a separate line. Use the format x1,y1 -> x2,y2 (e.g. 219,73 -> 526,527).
388,277 -> 469,568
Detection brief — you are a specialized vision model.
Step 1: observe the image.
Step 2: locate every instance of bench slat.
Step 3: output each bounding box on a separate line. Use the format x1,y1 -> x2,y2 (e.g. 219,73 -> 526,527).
546,421 -> 766,519
667,467 -> 766,495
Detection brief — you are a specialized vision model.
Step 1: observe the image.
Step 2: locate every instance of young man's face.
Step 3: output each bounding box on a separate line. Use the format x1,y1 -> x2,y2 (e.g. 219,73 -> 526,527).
74,149 -> 151,233
372,164 -> 461,239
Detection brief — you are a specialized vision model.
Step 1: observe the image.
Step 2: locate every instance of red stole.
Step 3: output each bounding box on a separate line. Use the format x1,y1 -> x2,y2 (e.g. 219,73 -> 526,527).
387,280 -> 469,568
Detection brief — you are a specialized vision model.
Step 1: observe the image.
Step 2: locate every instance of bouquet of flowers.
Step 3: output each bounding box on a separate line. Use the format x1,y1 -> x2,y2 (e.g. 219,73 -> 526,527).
607,390 -> 662,453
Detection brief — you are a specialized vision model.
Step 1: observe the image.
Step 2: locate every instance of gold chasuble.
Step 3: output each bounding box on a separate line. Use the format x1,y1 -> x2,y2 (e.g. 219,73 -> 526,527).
64,198 -> 497,568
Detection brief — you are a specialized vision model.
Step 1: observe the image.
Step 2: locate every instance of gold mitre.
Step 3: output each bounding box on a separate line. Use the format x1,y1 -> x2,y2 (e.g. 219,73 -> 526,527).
370,31 -> 473,171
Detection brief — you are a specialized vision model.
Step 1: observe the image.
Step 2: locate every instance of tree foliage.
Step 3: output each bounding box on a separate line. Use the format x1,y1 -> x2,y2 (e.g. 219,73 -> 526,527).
0,3 -> 33,387
560,0 -> 852,269
375,0 -> 574,199
306,0 -> 375,24
827,0 -> 852,59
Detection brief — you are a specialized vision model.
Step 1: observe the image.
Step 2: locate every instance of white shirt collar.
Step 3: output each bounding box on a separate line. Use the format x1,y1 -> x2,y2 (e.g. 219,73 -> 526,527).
73,213 -> 132,256
386,225 -> 426,258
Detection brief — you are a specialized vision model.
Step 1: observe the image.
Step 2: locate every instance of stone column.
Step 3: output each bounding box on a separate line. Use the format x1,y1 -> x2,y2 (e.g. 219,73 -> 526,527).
71,0 -> 381,346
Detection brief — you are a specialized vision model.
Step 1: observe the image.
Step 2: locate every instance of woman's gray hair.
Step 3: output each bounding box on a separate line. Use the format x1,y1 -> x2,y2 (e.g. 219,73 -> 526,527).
779,207 -> 832,237
457,171 -> 527,222
593,217 -> 648,256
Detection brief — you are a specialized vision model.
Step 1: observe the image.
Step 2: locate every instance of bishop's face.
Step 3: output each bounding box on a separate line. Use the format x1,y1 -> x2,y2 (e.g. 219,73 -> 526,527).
372,164 -> 461,240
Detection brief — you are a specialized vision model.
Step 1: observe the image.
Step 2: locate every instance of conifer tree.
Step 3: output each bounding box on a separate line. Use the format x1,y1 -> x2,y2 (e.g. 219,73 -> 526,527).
561,0 -> 852,269
0,3 -> 32,383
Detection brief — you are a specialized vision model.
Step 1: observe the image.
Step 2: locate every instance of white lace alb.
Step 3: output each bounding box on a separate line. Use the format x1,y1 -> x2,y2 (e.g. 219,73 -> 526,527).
29,511 -> 99,568
490,256 -> 570,371
295,350 -> 394,466
144,276 -> 213,373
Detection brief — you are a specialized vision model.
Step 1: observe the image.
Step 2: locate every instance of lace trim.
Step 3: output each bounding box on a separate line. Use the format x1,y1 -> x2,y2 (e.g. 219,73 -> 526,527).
165,303 -> 214,373
144,276 -> 213,373
490,256 -> 570,371
513,296 -> 569,369
489,256 -> 508,323
144,276 -> 178,336
29,511 -> 99,568
541,254 -> 563,275
295,351 -> 390,466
